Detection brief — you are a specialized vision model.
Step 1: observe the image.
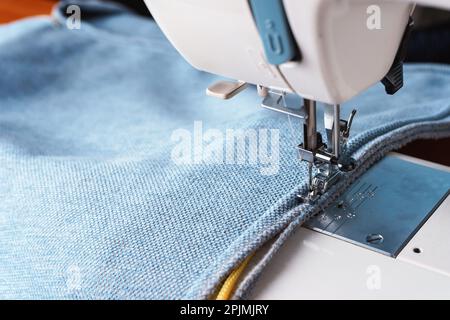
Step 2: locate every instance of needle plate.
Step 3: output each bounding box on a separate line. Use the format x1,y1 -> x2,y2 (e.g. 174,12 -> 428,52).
303,156 -> 450,257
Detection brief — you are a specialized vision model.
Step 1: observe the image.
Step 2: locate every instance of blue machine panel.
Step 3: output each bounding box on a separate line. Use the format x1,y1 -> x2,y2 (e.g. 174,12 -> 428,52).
249,0 -> 297,65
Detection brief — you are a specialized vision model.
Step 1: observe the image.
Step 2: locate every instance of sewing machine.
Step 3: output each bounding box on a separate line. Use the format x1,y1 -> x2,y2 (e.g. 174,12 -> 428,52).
144,0 -> 450,298
145,0 -> 449,200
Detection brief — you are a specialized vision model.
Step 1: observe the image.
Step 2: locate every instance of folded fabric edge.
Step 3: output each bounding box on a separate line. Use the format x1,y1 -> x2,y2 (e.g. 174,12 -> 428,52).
184,114 -> 450,299
232,119 -> 450,299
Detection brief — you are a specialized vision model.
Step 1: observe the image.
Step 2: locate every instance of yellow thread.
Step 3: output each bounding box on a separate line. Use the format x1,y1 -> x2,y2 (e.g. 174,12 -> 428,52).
215,254 -> 254,300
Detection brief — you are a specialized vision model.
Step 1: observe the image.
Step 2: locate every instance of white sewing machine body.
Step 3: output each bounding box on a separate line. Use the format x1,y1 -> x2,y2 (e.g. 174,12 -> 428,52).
145,0 -> 413,104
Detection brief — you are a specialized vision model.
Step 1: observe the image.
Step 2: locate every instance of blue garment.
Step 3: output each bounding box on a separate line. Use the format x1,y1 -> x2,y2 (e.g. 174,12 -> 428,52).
0,1 -> 449,299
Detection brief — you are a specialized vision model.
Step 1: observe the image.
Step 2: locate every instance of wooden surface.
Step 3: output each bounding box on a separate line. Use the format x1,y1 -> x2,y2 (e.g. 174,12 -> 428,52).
0,0 -> 57,24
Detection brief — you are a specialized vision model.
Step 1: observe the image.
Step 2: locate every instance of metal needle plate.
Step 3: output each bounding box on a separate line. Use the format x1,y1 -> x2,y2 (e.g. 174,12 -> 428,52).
303,156 -> 450,257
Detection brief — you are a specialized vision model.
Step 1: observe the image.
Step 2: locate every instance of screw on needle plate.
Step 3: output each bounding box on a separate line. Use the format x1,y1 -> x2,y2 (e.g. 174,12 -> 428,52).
366,234 -> 384,245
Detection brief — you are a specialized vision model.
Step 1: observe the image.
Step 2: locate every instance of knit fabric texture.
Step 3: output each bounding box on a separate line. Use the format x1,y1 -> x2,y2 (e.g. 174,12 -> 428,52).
0,1 -> 449,299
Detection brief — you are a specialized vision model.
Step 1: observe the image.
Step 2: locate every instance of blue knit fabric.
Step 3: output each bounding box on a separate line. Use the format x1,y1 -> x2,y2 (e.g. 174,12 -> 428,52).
0,1 -> 449,299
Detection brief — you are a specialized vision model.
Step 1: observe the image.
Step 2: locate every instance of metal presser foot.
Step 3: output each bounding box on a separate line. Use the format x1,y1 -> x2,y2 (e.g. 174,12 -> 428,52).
259,89 -> 356,203
297,100 -> 356,203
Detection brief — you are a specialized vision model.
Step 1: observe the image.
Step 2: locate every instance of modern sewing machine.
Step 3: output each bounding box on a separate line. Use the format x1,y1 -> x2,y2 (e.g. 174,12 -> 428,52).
144,0 -> 450,299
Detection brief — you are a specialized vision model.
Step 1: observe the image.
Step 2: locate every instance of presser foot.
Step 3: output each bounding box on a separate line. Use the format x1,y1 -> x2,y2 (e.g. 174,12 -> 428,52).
297,163 -> 342,204
254,89 -> 357,204
296,102 -> 357,204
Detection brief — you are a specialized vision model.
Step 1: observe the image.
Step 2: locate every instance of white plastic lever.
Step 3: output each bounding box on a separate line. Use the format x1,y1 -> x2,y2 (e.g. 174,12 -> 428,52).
206,81 -> 248,100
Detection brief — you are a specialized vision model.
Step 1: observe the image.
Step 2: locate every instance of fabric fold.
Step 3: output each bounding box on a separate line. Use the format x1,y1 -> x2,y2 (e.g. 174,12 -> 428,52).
0,1 -> 449,299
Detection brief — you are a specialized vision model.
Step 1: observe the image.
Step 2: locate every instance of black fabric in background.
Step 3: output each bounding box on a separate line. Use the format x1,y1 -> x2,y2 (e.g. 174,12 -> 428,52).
406,26 -> 450,64
106,0 -> 151,16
